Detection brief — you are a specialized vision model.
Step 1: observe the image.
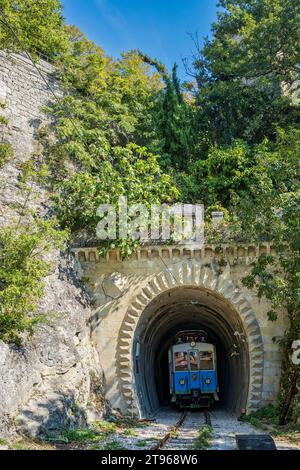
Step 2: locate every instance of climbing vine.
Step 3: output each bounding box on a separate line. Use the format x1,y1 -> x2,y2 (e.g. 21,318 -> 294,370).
0,103 -> 13,168
0,141 -> 12,168
0,215 -> 66,344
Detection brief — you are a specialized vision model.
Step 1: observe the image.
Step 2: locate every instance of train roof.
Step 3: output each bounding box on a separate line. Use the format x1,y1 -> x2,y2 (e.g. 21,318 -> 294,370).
171,342 -> 215,352
175,330 -> 208,343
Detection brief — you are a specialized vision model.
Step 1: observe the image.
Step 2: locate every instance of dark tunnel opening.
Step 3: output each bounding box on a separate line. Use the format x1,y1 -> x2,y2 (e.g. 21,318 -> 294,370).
133,287 -> 249,417
155,329 -> 228,407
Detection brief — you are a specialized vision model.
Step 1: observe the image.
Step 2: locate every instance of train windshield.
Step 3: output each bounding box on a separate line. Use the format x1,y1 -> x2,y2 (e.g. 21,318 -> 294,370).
199,351 -> 214,370
189,351 -> 198,370
174,351 -> 188,371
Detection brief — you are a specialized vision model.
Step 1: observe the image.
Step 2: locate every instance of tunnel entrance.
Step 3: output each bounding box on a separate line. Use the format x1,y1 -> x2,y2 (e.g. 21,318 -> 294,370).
132,287 -> 250,417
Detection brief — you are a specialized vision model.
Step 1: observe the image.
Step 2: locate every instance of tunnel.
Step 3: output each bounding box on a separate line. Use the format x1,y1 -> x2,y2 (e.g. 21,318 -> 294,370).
132,286 -> 250,417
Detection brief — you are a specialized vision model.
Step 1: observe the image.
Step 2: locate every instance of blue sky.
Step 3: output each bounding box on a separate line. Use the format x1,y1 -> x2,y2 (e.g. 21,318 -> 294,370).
61,0 -> 219,80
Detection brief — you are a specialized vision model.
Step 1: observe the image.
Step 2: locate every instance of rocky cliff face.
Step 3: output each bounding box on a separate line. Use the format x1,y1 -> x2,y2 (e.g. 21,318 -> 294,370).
0,51 -> 105,438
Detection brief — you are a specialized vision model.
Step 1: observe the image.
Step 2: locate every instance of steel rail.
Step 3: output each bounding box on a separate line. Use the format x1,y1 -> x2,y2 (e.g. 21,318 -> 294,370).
150,411 -> 187,450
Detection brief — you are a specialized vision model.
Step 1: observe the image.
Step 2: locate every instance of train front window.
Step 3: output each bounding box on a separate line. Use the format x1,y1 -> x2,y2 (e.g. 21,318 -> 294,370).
189,351 -> 198,370
199,351 -> 214,370
174,352 -> 188,371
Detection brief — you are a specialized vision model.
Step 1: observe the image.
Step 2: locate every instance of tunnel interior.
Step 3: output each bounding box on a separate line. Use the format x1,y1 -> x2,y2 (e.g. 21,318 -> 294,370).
133,287 -> 249,417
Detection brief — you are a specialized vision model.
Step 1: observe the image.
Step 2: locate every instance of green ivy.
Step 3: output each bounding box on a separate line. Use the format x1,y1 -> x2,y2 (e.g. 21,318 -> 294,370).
0,0 -> 71,60
0,116 -> 9,126
0,142 -> 13,168
53,143 -> 179,257
0,217 -> 66,344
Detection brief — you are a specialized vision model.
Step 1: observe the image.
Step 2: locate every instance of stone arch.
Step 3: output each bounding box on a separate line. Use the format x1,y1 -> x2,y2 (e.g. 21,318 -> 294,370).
116,260 -> 264,416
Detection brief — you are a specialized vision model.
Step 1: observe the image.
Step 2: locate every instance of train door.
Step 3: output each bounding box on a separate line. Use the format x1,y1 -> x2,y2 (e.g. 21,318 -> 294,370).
188,350 -> 201,390
199,351 -> 217,393
173,351 -> 189,393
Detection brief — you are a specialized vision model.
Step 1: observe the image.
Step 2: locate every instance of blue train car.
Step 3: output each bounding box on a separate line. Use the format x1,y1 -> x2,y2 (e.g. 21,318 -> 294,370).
169,331 -> 219,408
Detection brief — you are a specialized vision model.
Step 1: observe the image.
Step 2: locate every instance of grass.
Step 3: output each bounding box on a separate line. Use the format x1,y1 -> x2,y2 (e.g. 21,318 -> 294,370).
101,440 -> 127,450
40,426 -> 120,450
10,440 -> 27,450
136,439 -> 149,447
88,440 -> 127,451
135,437 -> 160,448
122,428 -> 138,437
91,420 -> 117,434
6,416 -> 154,451
193,425 -> 213,450
35,417 -> 145,449
46,427 -> 106,444
241,404 -> 300,439
111,416 -> 150,429
88,443 -> 103,450
8,437 -> 53,451
241,404 -> 279,428
44,420 -> 119,445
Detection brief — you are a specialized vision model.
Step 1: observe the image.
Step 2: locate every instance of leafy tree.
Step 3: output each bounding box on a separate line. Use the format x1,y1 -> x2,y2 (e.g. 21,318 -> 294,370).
196,79 -> 298,145
0,216 -> 66,344
41,29 -> 178,257
176,140 -> 255,205
229,128 -> 300,424
207,0 -> 300,85
111,50 -> 163,147
54,143 -> 179,257
242,195 -> 300,424
139,53 -> 197,171
178,126 -> 299,421
191,0 -> 300,145
46,29 -> 163,176
0,0 -> 70,60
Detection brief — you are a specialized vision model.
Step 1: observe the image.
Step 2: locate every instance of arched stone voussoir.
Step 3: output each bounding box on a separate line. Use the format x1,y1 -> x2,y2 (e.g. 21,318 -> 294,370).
116,259 -> 264,414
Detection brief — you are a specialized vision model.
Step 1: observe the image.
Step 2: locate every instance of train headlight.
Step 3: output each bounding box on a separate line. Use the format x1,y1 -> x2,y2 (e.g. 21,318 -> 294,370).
190,341 -> 196,347
205,378 -> 211,385
179,379 -> 185,385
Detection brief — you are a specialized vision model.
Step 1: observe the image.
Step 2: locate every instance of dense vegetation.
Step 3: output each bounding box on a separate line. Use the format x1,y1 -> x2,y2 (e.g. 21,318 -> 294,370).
0,0 -> 70,59
0,216 -> 65,344
0,0 -> 299,423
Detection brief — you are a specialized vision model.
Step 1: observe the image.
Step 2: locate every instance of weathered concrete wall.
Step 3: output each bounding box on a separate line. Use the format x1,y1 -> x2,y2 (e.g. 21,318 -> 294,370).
0,52 -> 104,438
73,244 -> 288,417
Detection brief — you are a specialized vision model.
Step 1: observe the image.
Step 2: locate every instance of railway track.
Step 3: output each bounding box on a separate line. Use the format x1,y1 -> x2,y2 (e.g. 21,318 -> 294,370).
204,410 -> 211,426
150,411 -> 187,450
146,409 -> 300,451
151,410 -> 211,450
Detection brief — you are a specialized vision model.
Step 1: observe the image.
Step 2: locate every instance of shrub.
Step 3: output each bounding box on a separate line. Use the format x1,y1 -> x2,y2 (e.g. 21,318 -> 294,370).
0,217 -> 66,344
0,142 -> 13,168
